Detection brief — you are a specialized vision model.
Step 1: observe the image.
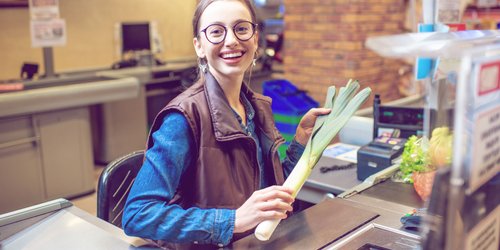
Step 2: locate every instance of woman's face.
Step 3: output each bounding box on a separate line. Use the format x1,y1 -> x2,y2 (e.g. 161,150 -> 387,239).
194,0 -> 258,80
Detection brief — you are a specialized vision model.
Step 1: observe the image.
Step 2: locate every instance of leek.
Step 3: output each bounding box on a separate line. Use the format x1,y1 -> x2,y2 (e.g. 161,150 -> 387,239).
254,80 -> 371,241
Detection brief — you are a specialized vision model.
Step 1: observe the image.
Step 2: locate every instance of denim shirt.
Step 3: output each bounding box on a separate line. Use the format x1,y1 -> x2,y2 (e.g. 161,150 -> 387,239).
123,98 -> 305,246
231,92 -> 268,189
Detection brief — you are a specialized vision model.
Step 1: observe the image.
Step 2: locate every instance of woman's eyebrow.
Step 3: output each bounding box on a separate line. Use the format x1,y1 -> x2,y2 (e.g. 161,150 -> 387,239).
211,21 -> 225,25
206,19 -> 252,27
232,19 -> 252,25
202,21 -> 224,27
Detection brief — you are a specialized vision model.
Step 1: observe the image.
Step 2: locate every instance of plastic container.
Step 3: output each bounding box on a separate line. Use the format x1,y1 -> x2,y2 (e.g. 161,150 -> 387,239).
275,122 -> 298,135
263,79 -> 319,140
263,79 -> 319,115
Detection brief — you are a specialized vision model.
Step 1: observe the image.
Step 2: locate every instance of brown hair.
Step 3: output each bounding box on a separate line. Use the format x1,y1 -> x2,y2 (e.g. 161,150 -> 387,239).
192,0 -> 258,38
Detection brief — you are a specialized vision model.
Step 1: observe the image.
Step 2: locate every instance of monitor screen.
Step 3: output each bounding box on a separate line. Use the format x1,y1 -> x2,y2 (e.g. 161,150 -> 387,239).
121,22 -> 151,53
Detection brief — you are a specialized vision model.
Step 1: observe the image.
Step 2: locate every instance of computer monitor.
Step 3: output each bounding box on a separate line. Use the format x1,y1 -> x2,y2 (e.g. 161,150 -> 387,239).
120,22 -> 151,53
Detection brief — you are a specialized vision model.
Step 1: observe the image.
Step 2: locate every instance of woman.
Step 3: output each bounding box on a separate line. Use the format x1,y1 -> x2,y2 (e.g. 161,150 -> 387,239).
122,0 -> 330,248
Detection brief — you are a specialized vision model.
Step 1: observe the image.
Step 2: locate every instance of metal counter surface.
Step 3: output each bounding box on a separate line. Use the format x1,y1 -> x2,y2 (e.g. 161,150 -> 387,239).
0,76 -> 140,118
0,200 -> 156,250
231,196 -> 421,250
299,153 -> 424,209
0,194 -> 421,250
297,156 -> 362,204
323,185 -> 423,249
230,198 -> 378,249
304,157 -> 362,195
233,165 -> 423,249
360,180 -> 424,209
328,223 -> 421,250
98,61 -> 197,83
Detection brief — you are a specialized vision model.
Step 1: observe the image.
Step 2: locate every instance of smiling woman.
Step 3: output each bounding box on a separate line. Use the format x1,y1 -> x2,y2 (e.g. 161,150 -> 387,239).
120,0 -> 331,248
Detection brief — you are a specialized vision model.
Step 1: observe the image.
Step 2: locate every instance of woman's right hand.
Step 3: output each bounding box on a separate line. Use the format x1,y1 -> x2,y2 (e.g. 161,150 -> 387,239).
233,185 -> 294,233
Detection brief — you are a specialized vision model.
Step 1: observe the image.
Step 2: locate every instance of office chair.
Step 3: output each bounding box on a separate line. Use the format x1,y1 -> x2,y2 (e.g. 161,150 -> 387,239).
97,150 -> 144,228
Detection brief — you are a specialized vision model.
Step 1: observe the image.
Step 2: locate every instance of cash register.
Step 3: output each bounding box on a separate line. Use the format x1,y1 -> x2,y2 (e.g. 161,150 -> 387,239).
357,136 -> 406,181
357,94 -> 424,181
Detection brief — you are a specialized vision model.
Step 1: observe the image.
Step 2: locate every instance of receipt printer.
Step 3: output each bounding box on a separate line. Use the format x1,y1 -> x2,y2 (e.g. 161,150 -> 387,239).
357,137 -> 406,181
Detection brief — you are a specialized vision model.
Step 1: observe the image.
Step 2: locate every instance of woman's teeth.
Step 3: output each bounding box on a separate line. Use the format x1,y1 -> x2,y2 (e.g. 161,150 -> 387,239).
222,52 -> 243,59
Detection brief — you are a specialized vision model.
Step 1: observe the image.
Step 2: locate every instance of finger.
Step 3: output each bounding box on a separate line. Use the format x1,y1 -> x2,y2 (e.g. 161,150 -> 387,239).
259,199 -> 294,212
259,210 -> 288,221
257,190 -> 295,204
308,107 -> 331,116
258,185 -> 293,195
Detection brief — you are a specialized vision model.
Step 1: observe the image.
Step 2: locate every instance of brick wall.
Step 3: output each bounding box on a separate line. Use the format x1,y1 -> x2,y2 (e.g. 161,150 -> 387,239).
283,0 -> 407,106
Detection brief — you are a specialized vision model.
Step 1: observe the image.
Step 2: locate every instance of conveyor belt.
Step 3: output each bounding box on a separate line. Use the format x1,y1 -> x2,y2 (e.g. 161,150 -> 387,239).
231,198 -> 378,249
361,181 -> 424,209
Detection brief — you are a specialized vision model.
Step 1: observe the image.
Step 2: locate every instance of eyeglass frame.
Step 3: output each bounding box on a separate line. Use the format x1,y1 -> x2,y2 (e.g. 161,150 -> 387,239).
200,20 -> 258,45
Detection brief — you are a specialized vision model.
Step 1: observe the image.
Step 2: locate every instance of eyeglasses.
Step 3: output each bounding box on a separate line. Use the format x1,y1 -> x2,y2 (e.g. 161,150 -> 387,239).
200,21 -> 258,44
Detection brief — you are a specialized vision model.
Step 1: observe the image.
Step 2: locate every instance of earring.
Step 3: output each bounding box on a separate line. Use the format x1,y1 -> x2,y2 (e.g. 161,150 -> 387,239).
198,57 -> 208,73
199,63 -> 208,73
252,51 -> 258,67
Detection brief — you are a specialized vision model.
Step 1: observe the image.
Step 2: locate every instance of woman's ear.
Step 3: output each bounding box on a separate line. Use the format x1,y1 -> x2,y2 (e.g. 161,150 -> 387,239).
253,31 -> 259,54
193,37 -> 205,58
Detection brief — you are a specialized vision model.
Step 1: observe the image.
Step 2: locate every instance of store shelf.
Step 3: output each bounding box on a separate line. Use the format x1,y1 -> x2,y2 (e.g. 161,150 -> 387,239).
365,30 -> 500,58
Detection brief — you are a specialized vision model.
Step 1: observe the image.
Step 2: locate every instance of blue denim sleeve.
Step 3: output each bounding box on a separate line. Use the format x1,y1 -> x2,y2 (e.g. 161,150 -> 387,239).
281,138 -> 306,178
122,112 -> 235,246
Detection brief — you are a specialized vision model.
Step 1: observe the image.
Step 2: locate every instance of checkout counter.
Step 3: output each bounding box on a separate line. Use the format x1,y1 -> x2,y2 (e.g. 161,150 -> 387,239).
0,172 -> 423,250
0,59 -> 197,214
0,133 -> 425,250
0,74 -> 140,214
0,199 -> 153,249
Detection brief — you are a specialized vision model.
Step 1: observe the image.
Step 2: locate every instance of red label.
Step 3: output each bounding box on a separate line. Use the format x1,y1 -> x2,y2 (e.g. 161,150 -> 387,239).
0,83 -> 24,92
447,23 -> 466,31
478,61 -> 500,96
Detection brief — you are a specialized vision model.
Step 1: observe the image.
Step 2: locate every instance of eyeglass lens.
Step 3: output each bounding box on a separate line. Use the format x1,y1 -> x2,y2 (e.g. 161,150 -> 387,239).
204,21 -> 255,44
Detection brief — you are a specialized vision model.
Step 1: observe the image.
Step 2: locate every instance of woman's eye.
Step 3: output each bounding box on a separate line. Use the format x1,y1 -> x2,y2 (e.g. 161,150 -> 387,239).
235,27 -> 249,33
210,28 -> 224,36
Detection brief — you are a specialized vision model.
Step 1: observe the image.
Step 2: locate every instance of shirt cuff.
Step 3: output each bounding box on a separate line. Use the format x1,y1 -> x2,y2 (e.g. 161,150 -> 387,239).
211,209 -> 235,247
286,138 -> 306,163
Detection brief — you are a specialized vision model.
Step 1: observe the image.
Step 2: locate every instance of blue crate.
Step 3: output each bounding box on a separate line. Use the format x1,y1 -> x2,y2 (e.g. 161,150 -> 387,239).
263,79 -> 319,116
275,122 -> 298,135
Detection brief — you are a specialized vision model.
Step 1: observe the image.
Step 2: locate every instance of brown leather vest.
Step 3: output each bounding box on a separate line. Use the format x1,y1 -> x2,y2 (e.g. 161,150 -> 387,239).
146,72 -> 285,248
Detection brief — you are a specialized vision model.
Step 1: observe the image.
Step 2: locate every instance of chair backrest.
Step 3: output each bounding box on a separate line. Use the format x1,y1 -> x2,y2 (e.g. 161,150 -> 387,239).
97,150 -> 144,228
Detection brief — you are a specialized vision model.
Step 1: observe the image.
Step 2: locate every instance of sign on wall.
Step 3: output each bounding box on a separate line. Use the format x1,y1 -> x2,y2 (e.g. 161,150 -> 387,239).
29,0 -> 66,47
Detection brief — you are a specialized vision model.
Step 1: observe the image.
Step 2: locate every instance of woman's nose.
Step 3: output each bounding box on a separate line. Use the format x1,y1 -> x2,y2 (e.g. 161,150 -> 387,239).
224,30 -> 238,46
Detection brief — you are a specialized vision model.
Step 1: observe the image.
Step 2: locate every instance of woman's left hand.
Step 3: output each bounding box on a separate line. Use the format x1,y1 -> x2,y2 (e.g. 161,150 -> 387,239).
295,108 -> 331,146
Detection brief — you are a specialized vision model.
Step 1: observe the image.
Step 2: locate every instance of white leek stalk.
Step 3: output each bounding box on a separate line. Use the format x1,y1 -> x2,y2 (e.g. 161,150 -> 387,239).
254,80 -> 371,241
